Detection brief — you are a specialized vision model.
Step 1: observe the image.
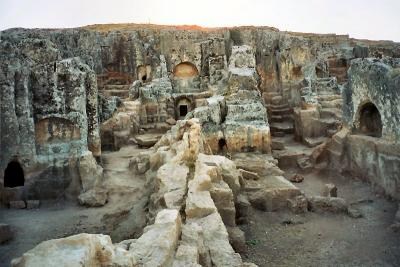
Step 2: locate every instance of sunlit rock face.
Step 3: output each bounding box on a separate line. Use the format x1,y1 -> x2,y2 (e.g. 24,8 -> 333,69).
0,37 -> 100,201
1,24 -> 399,203
324,58 -> 400,200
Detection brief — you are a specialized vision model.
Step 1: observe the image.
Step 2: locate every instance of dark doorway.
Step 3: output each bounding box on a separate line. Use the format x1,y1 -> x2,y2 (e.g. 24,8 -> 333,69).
179,105 -> 188,117
218,138 -> 227,151
4,161 -> 25,188
359,102 -> 382,137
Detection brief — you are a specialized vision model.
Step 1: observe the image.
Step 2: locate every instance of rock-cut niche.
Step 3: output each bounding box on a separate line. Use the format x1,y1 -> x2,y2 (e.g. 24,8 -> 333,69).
358,102 -> 382,137
173,62 -> 199,78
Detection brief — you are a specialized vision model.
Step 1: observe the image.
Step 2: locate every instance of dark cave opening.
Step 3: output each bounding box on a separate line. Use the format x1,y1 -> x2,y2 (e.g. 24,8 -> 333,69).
359,102 -> 382,137
4,160 -> 25,188
218,138 -> 227,152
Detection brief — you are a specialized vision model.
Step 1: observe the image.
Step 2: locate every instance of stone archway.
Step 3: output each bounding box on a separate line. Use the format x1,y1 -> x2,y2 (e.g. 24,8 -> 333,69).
173,62 -> 199,78
357,102 -> 382,137
4,160 -> 25,188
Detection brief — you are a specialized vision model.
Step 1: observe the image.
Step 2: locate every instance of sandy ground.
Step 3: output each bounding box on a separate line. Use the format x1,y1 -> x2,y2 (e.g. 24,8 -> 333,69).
0,145 -> 149,267
241,169 -> 400,267
1,148 -> 399,267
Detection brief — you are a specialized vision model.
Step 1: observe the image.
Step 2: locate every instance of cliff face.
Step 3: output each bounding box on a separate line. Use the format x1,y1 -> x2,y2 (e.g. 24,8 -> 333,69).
1,24 -> 399,201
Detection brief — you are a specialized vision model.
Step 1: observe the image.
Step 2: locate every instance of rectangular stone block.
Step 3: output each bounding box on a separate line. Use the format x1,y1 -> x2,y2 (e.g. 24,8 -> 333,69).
9,200 -> 26,209
26,200 -> 40,209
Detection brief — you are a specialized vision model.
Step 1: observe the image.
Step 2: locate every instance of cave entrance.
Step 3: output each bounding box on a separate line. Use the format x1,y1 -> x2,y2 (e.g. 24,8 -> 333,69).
4,160 -> 25,188
179,105 -> 188,117
141,74 -> 147,82
358,102 -> 382,137
218,138 -> 227,152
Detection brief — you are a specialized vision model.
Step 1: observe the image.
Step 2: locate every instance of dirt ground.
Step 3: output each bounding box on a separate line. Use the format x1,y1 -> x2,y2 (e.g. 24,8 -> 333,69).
241,169 -> 400,267
1,153 -> 399,267
0,145 -> 149,267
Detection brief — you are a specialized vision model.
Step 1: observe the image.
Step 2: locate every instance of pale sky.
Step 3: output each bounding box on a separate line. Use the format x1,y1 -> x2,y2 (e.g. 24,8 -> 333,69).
1,0 -> 399,41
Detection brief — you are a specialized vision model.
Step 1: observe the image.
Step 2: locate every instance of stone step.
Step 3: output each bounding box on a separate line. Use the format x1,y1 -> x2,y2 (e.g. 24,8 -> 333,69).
104,84 -> 131,90
270,122 -> 294,134
271,107 -> 293,116
269,103 -> 290,110
273,149 -> 309,169
270,115 -> 283,123
320,99 -> 342,109
316,95 -> 342,102
327,129 -> 338,138
320,108 -> 342,120
304,137 -> 327,148
103,90 -> 130,99
271,131 -> 286,137
271,139 -> 285,150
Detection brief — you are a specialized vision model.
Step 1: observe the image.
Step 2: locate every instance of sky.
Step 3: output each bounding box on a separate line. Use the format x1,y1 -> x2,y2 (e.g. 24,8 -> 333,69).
0,0 -> 399,41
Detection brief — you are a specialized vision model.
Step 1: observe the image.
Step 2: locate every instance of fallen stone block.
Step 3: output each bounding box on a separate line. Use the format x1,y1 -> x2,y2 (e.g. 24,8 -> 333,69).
186,191 -> 216,219
129,209 -> 181,267
0,224 -> 14,244
308,196 -> 348,213
26,200 -> 40,209
9,200 -> 26,209
78,189 -> 108,207
248,176 -> 301,211
235,194 -> 251,222
227,227 -> 247,253
239,169 -> 260,180
11,233 -> 116,267
322,183 -> 337,197
287,195 -> 308,214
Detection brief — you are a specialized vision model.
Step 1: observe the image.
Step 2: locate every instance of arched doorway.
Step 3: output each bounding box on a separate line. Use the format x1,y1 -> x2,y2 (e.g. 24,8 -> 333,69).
173,62 -> 199,78
4,160 -> 25,188
358,102 -> 382,137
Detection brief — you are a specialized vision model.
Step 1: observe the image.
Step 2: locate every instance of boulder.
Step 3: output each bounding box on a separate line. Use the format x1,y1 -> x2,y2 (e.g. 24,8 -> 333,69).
129,209 -> 181,267
78,189 -> 108,207
11,234 -> 116,267
78,151 -> 103,192
186,191 -> 216,219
